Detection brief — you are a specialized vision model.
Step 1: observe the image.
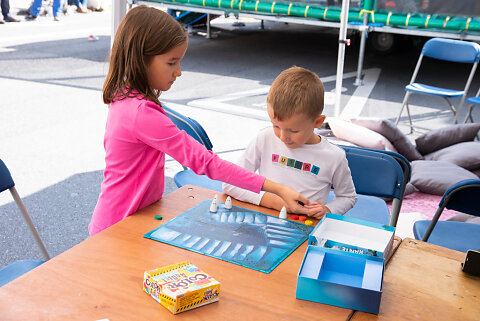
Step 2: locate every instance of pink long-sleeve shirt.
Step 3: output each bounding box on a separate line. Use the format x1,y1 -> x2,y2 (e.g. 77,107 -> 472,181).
89,96 -> 265,236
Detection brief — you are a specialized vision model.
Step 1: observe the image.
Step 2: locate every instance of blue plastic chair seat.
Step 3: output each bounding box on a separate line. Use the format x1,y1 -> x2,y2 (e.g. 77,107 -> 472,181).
413,220 -> 480,253
174,170 -> 223,192
0,260 -> 45,287
405,83 -> 464,98
329,191 -> 390,225
466,96 -> 480,105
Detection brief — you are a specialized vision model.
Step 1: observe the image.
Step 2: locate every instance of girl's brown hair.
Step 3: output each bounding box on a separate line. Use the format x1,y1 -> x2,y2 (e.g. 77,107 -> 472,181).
103,5 -> 188,106
267,66 -> 324,121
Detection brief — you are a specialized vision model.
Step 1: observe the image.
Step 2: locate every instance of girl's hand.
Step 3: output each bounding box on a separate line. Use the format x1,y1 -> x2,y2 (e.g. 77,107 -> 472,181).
276,185 -> 310,215
261,179 -> 310,215
304,202 -> 330,219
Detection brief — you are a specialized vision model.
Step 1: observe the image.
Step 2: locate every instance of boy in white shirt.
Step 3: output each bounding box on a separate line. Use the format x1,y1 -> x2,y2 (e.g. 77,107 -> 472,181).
223,66 -> 357,219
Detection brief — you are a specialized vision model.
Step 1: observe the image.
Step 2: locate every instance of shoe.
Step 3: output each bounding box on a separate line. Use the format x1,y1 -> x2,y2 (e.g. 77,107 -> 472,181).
4,16 -> 20,22
25,14 -> 37,21
76,7 -> 88,13
0,19 -> 4,24
53,16 -> 60,21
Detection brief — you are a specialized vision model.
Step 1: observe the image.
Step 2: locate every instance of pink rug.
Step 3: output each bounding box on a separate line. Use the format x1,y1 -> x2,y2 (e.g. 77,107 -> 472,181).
388,192 -> 461,221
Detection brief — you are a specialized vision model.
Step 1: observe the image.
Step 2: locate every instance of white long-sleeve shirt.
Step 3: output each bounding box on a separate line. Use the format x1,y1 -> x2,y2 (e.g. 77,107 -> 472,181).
223,127 -> 357,214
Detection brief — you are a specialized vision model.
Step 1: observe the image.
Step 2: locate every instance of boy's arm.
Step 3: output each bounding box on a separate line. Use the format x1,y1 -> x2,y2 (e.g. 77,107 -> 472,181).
326,154 -> 357,215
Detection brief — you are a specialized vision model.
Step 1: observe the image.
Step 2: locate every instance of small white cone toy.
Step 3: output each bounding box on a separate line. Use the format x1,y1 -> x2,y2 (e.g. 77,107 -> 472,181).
225,196 -> 232,209
213,194 -> 218,203
279,206 -> 287,219
210,199 -> 218,213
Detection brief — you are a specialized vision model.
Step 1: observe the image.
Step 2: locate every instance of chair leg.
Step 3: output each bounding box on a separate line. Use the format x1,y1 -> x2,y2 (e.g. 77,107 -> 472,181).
389,198 -> 401,227
442,97 -> 456,116
395,92 -> 412,127
463,104 -> 474,123
9,187 -> 51,261
405,102 -> 414,134
421,205 -> 445,242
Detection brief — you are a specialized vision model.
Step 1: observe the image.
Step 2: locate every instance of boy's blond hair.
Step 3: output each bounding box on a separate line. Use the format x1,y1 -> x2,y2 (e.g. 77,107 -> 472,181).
267,66 -> 324,121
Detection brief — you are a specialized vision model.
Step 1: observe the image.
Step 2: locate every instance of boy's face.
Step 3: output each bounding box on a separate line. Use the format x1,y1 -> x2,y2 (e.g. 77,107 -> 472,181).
268,104 -> 326,149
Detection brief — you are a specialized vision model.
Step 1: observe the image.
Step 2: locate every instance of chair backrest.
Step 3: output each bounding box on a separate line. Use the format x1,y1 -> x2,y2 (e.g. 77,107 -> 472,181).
0,159 -> 15,192
162,104 -> 213,151
339,146 -> 405,200
440,179 -> 480,216
422,38 -> 480,63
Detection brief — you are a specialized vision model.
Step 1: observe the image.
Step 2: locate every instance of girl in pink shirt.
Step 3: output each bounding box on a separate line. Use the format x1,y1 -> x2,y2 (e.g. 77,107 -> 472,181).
89,6 -> 309,236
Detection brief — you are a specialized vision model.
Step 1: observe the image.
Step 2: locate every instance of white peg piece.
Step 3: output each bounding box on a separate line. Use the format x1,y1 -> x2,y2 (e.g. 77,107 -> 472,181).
279,206 -> 287,219
225,196 -> 232,210
213,194 -> 218,203
209,199 -> 218,213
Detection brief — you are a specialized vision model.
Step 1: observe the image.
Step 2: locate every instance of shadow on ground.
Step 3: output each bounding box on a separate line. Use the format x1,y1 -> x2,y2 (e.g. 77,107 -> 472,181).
0,170 -> 178,268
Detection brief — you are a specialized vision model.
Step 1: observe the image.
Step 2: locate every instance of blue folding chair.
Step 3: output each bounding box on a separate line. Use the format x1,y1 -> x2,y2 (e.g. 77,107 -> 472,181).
0,158 -> 50,287
413,179 -> 480,253
395,38 -> 480,133
162,104 -> 223,192
339,146 -> 407,227
465,87 -> 480,123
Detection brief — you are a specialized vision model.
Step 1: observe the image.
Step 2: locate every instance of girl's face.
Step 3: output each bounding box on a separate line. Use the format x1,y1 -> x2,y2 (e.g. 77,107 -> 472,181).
147,42 -> 188,92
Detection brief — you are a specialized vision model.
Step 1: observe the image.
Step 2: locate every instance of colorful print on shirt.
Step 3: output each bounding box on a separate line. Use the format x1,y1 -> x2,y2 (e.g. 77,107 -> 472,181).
271,154 -> 320,175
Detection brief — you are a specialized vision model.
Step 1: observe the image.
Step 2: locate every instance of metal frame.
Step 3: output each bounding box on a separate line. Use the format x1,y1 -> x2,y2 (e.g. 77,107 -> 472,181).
8,186 -> 50,261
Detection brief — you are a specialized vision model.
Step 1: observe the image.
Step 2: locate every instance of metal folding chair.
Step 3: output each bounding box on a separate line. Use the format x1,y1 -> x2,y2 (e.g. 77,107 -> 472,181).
162,104 -> 223,192
413,179 -> 480,253
0,158 -> 50,287
395,38 -> 480,133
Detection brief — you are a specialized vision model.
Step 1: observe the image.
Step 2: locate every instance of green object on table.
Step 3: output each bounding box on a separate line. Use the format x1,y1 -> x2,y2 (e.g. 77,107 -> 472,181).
154,215 -> 163,220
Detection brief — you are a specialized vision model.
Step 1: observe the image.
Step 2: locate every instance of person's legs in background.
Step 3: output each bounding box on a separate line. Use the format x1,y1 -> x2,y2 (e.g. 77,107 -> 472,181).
26,0 -> 43,20
1,0 -> 20,22
52,0 -> 64,20
77,0 -> 88,13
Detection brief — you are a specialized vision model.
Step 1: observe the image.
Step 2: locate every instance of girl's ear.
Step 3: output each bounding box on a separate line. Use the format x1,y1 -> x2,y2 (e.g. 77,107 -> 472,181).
314,114 -> 326,128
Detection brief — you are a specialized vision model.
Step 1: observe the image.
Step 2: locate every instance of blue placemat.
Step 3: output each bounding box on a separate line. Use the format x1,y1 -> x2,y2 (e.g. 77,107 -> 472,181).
144,200 -> 313,273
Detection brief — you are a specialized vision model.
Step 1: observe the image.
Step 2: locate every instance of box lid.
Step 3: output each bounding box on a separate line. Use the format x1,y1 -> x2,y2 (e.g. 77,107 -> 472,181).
309,213 -> 395,258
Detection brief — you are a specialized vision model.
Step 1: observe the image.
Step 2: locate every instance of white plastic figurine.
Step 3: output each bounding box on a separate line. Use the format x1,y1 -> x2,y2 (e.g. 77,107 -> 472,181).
213,194 -> 218,203
279,206 -> 287,219
209,199 -> 218,213
224,196 -> 232,210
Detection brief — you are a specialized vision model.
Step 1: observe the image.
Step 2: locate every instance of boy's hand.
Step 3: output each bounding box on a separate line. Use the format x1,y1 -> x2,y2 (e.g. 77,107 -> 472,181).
304,202 -> 330,219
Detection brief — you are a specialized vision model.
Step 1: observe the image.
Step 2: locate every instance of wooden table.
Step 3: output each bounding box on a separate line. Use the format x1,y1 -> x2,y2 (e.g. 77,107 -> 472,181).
351,238 -> 480,321
0,185 -> 356,321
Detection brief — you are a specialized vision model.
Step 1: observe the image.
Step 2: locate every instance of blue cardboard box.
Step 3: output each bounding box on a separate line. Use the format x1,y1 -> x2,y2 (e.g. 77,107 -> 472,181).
296,213 -> 395,314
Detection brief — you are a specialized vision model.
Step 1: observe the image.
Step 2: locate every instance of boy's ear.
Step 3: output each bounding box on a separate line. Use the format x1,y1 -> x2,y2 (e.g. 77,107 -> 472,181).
314,114 -> 326,128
